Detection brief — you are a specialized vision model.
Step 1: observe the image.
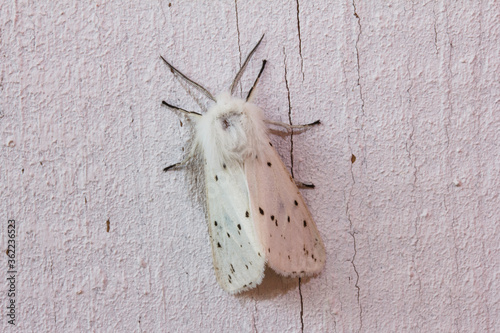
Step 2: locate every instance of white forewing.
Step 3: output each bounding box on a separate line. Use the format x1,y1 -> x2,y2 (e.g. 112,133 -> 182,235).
190,94 -> 267,293
245,140 -> 326,277
204,151 -> 266,293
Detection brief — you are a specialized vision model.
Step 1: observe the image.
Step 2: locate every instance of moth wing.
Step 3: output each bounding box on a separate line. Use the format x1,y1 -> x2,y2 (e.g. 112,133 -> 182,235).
245,143 -> 326,277
206,163 -> 266,293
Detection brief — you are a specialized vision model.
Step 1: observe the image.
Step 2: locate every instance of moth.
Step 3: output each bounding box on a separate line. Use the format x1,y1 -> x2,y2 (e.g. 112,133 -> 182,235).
161,35 -> 325,293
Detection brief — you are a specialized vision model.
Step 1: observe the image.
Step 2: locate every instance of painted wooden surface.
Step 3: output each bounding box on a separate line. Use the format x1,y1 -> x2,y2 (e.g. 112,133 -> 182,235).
1,1 -> 499,332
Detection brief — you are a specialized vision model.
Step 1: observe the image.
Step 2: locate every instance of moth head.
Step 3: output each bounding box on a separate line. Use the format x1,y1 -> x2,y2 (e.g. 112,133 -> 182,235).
196,91 -> 266,166
212,92 -> 246,131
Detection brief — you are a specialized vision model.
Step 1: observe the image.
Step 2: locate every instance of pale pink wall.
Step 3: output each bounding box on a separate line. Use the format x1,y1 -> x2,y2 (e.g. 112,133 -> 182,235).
1,1 -> 499,332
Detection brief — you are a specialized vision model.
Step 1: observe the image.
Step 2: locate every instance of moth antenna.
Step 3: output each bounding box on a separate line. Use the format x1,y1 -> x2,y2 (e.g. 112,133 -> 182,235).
230,34 -> 265,95
246,60 -> 267,101
162,101 -> 202,117
160,56 -> 216,102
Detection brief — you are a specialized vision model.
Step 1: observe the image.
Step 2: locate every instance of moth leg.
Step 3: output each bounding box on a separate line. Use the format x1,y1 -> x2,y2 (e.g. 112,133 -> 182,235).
163,152 -> 194,172
164,161 -> 185,172
265,119 -> 320,131
163,136 -> 198,172
295,180 -> 315,189
161,100 -> 200,172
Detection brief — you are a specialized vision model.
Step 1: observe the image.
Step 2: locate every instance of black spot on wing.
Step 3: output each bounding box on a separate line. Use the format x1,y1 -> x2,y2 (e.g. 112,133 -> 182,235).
303,220 -> 307,227
294,200 -> 298,206
259,207 -> 264,215
267,162 -> 272,167
245,211 -> 250,218
215,175 -> 218,181
214,221 -> 217,226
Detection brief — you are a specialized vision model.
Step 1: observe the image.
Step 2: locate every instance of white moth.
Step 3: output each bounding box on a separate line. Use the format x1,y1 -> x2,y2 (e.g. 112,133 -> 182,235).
162,36 -> 325,293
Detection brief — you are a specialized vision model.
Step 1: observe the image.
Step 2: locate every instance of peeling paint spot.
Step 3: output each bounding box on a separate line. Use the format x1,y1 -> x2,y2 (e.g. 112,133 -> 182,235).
6,137 -> 15,148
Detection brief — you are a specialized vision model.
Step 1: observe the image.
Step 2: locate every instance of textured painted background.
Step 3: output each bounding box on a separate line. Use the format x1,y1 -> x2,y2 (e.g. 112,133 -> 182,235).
1,1 -> 499,332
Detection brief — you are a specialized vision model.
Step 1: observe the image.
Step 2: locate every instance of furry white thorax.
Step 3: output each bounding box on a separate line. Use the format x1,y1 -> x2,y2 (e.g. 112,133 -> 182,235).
196,92 -> 268,169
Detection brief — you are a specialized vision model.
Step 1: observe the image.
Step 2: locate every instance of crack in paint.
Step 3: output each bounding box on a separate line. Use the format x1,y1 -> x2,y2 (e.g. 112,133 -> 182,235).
252,301 -> 258,333
349,230 -> 362,332
432,3 -> 439,54
349,228 -> 363,332
352,0 -> 365,116
443,14 -> 452,150
283,47 -> 295,178
299,278 -> 304,333
349,3 -> 363,330
296,0 -> 305,80
352,0 -> 368,170
345,146 -> 362,332
405,62 -> 417,185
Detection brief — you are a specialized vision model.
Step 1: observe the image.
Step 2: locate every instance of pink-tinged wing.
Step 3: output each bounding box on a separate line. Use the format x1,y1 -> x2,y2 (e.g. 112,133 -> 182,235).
245,142 -> 326,277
